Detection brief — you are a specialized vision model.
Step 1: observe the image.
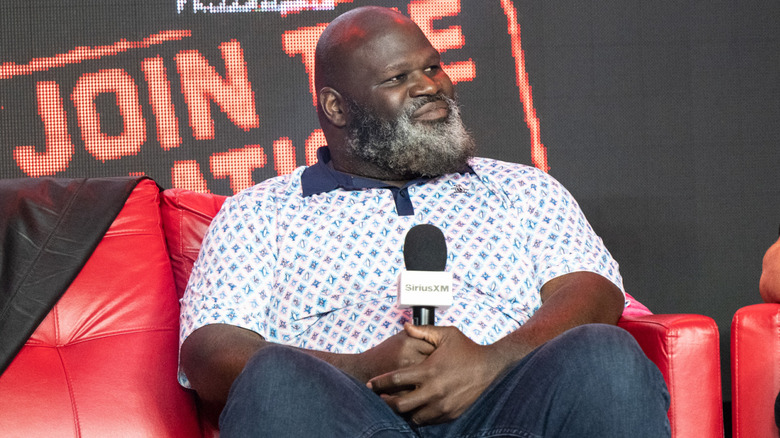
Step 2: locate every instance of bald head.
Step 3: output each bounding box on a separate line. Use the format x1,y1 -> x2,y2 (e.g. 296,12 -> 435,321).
312,6 -> 472,182
315,6 -> 423,94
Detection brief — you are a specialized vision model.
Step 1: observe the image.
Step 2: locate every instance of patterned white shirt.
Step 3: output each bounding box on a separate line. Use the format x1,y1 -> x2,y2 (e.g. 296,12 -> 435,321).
178,148 -> 624,386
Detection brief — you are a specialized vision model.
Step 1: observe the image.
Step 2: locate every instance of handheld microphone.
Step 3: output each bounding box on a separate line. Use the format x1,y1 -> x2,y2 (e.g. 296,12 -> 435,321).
398,224 -> 453,325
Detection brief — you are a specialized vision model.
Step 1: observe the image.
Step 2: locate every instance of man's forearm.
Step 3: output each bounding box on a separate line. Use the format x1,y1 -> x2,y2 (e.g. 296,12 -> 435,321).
485,271 -> 625,375
181,324 -> 368,405
180,323 -> 433,409
180,324 -> 269,410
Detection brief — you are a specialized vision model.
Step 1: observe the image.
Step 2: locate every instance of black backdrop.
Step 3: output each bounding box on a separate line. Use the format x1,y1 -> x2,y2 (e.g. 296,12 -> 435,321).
2,0 -> 778,427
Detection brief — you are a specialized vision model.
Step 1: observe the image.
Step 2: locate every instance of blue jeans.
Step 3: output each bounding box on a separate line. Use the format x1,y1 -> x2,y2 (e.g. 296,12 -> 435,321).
220,324 -> 670,437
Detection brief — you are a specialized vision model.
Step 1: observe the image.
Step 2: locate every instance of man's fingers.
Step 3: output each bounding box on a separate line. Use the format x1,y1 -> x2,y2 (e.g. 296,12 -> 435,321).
404,322 -> 445,345
376,384 -> 436,416
368,368 -> 418,393
403,330 -> 436,354
381,386 -> 454,424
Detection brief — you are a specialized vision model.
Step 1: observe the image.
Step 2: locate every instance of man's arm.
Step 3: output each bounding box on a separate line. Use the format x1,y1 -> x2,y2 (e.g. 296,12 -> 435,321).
491,270 -> 624,364
367,271 -> 625,425
760,237 -> 780,303
180,322 -> 435,422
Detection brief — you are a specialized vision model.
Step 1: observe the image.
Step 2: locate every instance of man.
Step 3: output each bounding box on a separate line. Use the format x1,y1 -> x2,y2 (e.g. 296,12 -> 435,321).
759,234 -> 780,427
179,6 -> 670,437
760,235 -> 780,303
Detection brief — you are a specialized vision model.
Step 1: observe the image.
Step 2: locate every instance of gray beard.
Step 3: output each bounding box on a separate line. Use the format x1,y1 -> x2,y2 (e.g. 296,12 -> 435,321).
344,95 -> 476,179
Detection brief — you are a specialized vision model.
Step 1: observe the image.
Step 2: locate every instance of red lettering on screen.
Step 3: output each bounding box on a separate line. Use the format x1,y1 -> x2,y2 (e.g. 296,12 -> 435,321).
305,129 -> 326,166
499,0 -> 548,171
0,30 -> 192,80
175,40 -> 259,140
282,24 -> 329,106
142,56 -> 182,151
273,137 -> 298,175
408,0 -> 476,84
71,68 -> 147,162
172,160 -> 210,193
210,145 -> 268,193
4,1 -> 549,190
12,81 -> 75,177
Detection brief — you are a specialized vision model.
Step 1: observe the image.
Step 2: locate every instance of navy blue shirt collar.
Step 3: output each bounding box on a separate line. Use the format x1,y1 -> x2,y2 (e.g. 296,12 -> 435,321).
301,147 -> 419,196
300,147 -> 474,216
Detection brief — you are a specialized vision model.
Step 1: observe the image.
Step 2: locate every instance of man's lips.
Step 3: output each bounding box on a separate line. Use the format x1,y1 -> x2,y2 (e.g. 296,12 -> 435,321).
412,100 -> 449,121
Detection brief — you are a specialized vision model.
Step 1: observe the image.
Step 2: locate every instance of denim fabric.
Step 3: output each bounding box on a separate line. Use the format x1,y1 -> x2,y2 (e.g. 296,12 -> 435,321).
219,324 -> 670,437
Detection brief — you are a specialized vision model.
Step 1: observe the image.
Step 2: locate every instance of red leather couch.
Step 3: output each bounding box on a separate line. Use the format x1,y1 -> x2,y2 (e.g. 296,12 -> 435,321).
0,180 -> 724,437
731,303 -> 780,438
0,179 -> 202,437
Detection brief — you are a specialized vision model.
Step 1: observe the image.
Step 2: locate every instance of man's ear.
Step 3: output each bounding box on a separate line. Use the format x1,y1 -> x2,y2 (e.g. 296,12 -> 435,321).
318,87 -> 347,128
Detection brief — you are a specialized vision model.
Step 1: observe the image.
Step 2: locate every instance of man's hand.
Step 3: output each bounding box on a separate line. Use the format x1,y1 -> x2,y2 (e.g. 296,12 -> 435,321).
366,323 -> 506,425
181,323 -> 436,425
352,329 -> 436,383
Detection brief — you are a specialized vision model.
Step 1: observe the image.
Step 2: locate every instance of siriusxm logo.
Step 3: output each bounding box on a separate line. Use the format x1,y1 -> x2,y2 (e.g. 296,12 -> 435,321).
404,284 -> 450,292
398,270 -> 454,308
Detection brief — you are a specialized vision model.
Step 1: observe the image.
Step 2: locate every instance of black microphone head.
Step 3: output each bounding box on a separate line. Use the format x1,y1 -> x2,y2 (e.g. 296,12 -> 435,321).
403,224 -> 447,271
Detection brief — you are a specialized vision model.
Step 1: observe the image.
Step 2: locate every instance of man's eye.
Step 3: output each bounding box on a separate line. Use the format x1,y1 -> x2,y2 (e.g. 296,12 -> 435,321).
387,74 -> 406,83
425,65 -> 440,73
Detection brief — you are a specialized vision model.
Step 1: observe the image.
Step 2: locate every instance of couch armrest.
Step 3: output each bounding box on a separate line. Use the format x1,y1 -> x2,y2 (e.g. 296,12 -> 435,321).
619,314 -> 723,438
160,188 -> 228,299
731,303 -> 780,438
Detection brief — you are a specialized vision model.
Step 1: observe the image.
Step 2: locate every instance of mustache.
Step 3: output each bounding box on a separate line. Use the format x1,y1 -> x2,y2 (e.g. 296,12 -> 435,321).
403,94 -> 454,118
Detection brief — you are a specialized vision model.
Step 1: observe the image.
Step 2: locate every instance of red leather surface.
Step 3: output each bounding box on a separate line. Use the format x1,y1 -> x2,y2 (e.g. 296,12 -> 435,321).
160,188 -> 228,299
619,313 -> 723,438
0,179 -> 202,437
731,303 -> 780,438
160,188 -> 227,437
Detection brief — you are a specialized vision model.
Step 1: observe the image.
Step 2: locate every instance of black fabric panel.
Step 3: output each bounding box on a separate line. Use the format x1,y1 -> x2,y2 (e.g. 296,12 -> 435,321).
0,176 -> 145,375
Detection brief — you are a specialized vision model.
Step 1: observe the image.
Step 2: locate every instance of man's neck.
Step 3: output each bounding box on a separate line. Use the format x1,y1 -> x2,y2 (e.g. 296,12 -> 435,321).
326,159 -> 410,188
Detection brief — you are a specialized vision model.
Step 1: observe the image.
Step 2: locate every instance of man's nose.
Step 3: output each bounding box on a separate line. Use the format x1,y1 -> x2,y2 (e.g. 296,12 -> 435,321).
409,71 -> 441,97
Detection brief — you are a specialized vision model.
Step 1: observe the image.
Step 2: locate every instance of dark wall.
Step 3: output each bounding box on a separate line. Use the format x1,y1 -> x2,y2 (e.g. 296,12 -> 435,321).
513,2 -> 780,405
2,0 -> 778,408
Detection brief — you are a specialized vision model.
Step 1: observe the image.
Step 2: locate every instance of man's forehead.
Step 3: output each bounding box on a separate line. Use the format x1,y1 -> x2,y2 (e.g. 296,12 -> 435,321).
316,8 -> 439,89
348,21 -> 437,66
351,20 -> 415,45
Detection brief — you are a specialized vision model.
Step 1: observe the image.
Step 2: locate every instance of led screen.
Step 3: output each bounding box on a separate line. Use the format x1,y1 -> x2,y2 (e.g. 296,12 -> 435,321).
1,0 -> 547,195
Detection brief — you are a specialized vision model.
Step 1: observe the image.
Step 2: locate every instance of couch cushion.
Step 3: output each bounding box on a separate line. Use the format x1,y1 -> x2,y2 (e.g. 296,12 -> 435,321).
160,188 -> 228,299
0,178 -> 202,437
0,177 -> 140,374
